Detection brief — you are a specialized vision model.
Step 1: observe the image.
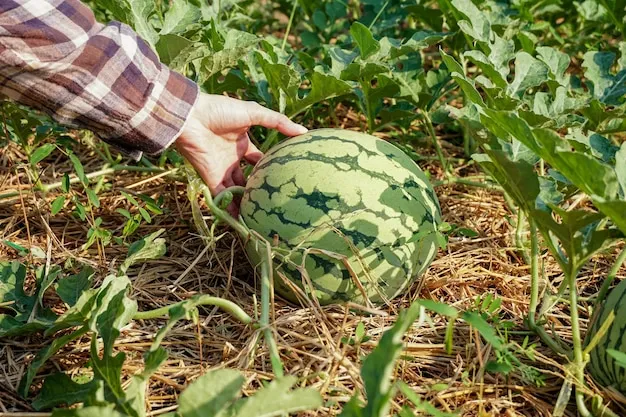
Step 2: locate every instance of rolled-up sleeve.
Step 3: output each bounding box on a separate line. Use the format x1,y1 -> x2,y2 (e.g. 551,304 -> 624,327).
0,0 -> 199,160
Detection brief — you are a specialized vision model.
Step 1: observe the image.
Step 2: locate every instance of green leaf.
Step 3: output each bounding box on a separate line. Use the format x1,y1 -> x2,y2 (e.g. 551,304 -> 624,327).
31,246 -> 46,259
0,261 -> 57,338
86,188 -> 100,208
160,0 -> 200,35
451,0 -> 491,42
51,406 -> 127,417
288,70 -> 352,116
138,207 -> 151,223
18,326 -> 89,397
536,46 -> 570,86
440,50 -> 463,75
176,369 -> 245,417
124,348 -> 168,417
464,50 -> 507,89
30,143 -> 56,164
32,373 -> 99,410
344,301 -> 423,417
198,30 -> 259,84
312,9 -> 327,30
501,138 -> 539,164
419,299 -> 459,318
2,240 -> 27,254
91,278 -> 137,356
121,191 -> 140,206
405,5 -> 444,31
56,266 -> 95,307
257,55 -> 351,117
607,349 -> 626,369
51,195 -> 66,215
116,208 -> 132,219
74,200 -> 87,220
227,376 -> 323,417
582,51 -> 626,104
616,143 -> 626,194
69,153 -> 88,186
451,75 -> 484,106
62,173 -> 71,193
94,0 -> 130,23
507,52 -> 549,97
89,310 -> 136,416
590,196 -> 626,235
537,177 -> 564,211
379,31 -> 448,60
487,35 -> 515,78
350,22 -> 380,59
121,229 -> 167,274
355,322 -> 366,342
37,265 -> 62,307
127,0 -> 159,49
532,128 -> 620,199
156,34 -> 193,66
461,311 -> 503,350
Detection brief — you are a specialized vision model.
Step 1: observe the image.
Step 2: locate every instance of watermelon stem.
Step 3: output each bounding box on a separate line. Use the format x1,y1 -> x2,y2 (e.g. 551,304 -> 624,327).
568,264 -> 593,417
526,219 -> 569,356
515,210 -> 530,265
260,245 -> 285,378
213,186 -> 246,207
419,110 -> 450,174
133,295 -> 255,325
203,184 -> 286,378
432,175 -> 502,190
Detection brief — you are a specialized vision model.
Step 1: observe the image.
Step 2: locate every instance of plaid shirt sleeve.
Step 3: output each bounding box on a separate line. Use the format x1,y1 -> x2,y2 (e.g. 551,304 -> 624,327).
0,0 -> 199,160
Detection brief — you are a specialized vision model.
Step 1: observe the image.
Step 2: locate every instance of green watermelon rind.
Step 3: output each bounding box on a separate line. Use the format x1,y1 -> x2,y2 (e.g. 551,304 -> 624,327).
240,128 -> 442,306
585,278 -> 626,393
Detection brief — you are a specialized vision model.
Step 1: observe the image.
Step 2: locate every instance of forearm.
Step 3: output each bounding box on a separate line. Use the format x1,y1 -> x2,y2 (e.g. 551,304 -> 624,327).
0,0 -> 198,159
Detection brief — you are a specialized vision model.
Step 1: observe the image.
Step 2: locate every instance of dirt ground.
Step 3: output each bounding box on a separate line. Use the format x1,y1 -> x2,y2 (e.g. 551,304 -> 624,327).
1,127 -> 624,416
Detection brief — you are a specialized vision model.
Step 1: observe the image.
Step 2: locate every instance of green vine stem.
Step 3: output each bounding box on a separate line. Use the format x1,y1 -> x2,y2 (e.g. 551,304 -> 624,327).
198,182 -> 285,377
515,210 -> 530,265
281,0 -> 298,51
134,295 -> 255,325
201,187 -> 250,238
567,261 -> 593,417
261,246 -> 284,377
419,109 -> 449,174
432,175 -> 502,190
594,247 -> 626,308
527,220 -> 569,356
213,186 -> 246,207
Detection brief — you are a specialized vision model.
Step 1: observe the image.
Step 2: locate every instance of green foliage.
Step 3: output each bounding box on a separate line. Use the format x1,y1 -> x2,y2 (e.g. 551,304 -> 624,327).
3,0 -> 626,415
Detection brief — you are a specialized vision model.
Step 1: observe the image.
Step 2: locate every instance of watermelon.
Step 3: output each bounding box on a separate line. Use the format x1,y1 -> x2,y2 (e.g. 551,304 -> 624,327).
585,278 -> 626,394
240,128 -> 442,306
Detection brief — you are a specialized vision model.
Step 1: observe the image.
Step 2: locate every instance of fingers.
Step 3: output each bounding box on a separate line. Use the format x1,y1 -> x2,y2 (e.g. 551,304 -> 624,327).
232,166 -> 245,186
244,141 -> 263,165
245,101 -> 308,137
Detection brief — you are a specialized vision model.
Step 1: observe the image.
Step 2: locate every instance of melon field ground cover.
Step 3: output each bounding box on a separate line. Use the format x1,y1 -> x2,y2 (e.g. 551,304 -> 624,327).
1,0 -> 626,416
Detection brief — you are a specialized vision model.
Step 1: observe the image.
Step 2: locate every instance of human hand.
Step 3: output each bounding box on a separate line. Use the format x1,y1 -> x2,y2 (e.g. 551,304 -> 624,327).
175,93 -> 307,197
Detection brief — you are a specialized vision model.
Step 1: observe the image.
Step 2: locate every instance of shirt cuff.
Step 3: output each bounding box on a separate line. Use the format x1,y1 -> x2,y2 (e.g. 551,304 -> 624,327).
104,67 -> 199,161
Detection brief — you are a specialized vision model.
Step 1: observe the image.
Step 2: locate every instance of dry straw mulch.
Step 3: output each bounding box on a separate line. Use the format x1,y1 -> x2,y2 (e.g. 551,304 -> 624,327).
0,131 -> 624,417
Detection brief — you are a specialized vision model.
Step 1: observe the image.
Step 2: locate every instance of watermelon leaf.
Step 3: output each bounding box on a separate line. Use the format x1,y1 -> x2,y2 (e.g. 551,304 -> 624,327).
340,301 -> 423,417
30,143 -> 56,164
350,22 -> 380,59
